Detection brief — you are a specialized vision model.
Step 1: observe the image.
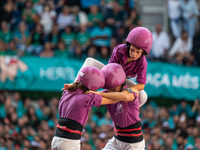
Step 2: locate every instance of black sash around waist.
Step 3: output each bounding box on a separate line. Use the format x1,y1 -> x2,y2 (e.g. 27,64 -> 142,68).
114,121 -> 143,143
55,118 -> 83,140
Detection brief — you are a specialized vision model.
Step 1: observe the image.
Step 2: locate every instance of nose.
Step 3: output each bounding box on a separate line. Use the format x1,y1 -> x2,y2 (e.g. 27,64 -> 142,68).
131,51 -> 134,56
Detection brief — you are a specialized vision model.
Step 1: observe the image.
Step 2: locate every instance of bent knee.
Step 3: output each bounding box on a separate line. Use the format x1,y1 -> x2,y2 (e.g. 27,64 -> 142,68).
138,90 -> 147,107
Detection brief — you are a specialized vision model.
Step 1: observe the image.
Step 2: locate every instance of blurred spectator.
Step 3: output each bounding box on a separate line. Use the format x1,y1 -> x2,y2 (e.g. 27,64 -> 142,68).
98,46 -> 110,62
87,5 -> 103,29
11,2 -> 22,31
168,30 -> 194,65
176,99 -> 193,117
22,0 -> 37,31
0,0 -> 13,23
109,37 -> 117,54
54,40 -> 69,57
35,98 -> 46,121
100,0 -> 125,16
71,5 -> 88,31
87,45 -> 99,59
123,0 -> 135,14
27,24 -> 44,55
167,0 -> 182,39
77,24 -> 91,52
39,3 -> 56,36
73,45 -> 87,60
148,24 -> 170,61
169,103 -> 178,116
56,6 -> 74,30
0,21 -> 13,44
114,25 -> 127,45
47,23 -> 60,49
81,141 -> 93,150
39,41 -> 54,57
142,106 -> 157,129
32,0 -> 45,15
60,25 -> 76,48
125,8 -> 142,30
192,30 -> 200,66
158,108 -> 172,129
80,0 -> 100,13
104,1 -> 127,33
181,0 -> 199,38
90,21 -> 113,52
51,0 -> 66,14
26,105 -> 40,129
5,41 -> 18,56
97,111 -> 112,126
14,21 -> 30,53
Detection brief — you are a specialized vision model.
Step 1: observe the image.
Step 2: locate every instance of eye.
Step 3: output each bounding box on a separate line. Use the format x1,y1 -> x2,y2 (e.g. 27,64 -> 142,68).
131,50 -> 135,53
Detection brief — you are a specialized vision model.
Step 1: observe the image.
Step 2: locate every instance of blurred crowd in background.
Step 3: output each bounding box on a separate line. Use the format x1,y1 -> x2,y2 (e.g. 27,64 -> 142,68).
0,0 -> 200,149
1,92 -> 200,150
0,0 -> 199,66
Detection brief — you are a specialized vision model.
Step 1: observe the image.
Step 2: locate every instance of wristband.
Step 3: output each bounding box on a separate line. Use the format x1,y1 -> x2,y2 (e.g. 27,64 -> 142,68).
131,90 -> 138,100
121,88 -> 138,100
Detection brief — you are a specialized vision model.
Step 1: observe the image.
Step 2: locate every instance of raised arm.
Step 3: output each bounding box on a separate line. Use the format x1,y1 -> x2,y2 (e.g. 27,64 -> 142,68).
125,79 -> 145,91
90,89 -> 139,105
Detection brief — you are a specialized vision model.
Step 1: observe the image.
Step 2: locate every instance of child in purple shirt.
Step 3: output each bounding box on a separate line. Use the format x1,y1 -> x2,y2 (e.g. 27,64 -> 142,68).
63,27 -> 153,107
89,63 -> 145,150
51,66 -> 135,150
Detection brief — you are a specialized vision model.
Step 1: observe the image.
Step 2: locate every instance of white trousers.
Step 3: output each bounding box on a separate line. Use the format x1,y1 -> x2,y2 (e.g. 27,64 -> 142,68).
51,136 -> 81,150
102,137 -> 145,150
75,57 -> 147,107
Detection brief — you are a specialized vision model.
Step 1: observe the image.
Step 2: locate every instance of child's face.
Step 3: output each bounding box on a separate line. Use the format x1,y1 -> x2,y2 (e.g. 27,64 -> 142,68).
129,45 -> 143,61
107,85 -> 122,92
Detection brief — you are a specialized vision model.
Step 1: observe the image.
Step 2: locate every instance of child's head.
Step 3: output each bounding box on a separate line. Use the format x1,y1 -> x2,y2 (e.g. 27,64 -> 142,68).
126,27 -> 153,58
77,66 -> 105,91
101,63 -> 126,92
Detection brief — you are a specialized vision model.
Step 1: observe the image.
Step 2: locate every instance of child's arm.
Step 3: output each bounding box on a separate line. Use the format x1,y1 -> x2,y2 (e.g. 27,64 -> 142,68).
100,97 -> 119,105
125,79 -> 145,91
90,89 -> 139,104
130,83 -> 145,91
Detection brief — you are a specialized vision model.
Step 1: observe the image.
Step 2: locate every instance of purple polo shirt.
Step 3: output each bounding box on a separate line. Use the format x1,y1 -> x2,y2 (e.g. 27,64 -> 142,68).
109,44 -> 147,84
59,88 -> 102,125
105,86 -> 140,128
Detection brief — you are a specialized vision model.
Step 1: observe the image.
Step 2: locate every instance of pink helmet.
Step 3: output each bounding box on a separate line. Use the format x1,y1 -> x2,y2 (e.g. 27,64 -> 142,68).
101,63 -> 126,89
77,66 -> 105,91
126,27 -> 153,54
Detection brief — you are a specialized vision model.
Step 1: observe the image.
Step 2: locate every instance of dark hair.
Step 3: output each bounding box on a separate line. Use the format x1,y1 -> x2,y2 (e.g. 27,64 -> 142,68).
68,80 -> 89,93
119,82 -> 126,92
126,42 -> 147,55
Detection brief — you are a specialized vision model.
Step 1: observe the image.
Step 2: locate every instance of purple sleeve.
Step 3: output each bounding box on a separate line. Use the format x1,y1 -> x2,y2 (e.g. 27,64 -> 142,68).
84,93 -> 102,107
136,59 -> 147,84
108,45 -> 121,64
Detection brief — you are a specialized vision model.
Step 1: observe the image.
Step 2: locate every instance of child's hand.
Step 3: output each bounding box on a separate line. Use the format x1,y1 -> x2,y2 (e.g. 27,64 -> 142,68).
129,88 -> 139,97
85,90 -> 99,95
61,84 -> 72,90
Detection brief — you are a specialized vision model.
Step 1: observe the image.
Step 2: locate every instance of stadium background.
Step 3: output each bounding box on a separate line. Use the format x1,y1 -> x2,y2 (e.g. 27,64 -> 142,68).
0,0 -> 200,149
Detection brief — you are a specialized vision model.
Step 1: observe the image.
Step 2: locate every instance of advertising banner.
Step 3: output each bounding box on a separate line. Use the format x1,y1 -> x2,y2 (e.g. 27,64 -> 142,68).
0,56 -> 199,101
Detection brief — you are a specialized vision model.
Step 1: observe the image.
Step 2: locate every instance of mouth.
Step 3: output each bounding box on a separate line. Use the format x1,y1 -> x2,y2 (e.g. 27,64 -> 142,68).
131,57 -> 136,60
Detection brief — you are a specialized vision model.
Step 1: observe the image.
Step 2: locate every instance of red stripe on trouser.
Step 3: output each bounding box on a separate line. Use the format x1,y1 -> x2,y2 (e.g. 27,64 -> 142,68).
114,127 -> 141,132
114,127 -> 142,137
56,124 -> 82,135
